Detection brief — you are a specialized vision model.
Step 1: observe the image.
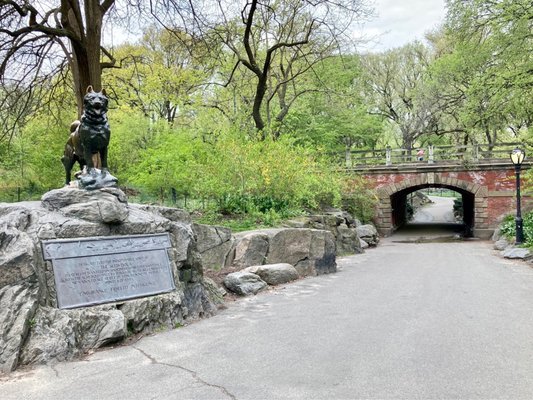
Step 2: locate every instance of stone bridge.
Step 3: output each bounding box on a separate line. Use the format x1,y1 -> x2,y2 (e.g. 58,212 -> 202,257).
348,146 -> 532,238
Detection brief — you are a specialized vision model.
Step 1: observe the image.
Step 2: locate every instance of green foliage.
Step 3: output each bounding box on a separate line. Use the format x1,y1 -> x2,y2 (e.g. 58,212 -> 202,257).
126,128 -> 343,216
340,176 -> 378,223
439,0 -> 533,144
500,211 -> 533,247
360,42 -> 435,149
0,110 -> 73,201
284,56 -> 385,151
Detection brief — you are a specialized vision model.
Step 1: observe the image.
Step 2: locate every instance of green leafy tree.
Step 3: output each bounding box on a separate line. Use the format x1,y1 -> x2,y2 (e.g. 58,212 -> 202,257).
284,56 -> 384,160
152,0 -> 373,136
360,42 -> 439,150
104,27 -> 211,125
441,0 -> 533,146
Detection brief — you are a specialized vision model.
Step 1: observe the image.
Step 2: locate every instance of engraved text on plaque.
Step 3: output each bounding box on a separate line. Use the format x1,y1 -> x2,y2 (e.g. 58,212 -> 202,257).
42,234 -> 175,309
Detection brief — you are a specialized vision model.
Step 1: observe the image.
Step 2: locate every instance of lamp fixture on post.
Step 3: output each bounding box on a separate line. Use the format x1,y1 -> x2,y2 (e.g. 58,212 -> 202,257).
510,148 -> 526,244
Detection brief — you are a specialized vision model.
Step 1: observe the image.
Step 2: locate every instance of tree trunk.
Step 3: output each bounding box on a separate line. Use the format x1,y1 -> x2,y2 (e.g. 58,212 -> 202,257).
252,75 -> 267,134
62,0 -> 105,117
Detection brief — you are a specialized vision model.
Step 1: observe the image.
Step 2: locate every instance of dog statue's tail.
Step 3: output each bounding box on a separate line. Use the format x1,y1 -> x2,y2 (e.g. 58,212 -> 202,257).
70,120 -> 81,133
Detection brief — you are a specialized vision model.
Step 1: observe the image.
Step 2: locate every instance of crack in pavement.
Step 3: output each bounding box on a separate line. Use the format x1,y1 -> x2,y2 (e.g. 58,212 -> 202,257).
50,364 -> 60,378
132,346 -> 237,400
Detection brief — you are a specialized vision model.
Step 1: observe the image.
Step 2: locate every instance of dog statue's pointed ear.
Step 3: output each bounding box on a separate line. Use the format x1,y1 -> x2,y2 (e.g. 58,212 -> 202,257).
86,85 -> 94,93
101,88 -> 107,96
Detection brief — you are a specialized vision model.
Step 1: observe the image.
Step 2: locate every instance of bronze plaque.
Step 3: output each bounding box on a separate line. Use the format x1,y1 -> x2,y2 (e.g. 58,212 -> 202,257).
42,234 -> 175,309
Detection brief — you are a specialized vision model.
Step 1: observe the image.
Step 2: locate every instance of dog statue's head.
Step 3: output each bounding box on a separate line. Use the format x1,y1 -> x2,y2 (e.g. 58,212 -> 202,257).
83,86 -> 108,119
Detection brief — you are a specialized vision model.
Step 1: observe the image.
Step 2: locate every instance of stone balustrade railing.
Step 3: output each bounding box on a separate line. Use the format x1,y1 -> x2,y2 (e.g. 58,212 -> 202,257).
339,142 -> 528,168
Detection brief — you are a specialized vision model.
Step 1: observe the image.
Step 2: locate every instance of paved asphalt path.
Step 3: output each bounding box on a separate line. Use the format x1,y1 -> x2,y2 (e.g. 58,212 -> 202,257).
412,196 -> 457,223
2,236 -> 533,399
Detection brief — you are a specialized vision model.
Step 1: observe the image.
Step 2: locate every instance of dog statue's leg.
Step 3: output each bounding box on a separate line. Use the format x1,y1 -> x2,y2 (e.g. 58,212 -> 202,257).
83,147 -> 96,177
79,157 -> 87,176
61,155 -> 73,186
91,153 -> 101,171
100,146 -> 109,176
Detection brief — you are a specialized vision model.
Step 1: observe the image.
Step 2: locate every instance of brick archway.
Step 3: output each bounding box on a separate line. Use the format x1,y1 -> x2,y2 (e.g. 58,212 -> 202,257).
374,173 -> 488,237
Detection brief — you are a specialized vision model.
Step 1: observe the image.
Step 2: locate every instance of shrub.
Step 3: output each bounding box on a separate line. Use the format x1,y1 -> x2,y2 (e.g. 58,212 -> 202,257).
341,176 -> 378,223
500,211 -> 533,246
127,129 -> 344,217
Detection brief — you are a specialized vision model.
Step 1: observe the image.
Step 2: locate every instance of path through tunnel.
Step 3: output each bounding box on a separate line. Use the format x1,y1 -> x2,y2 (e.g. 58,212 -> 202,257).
390,184 -> 475,238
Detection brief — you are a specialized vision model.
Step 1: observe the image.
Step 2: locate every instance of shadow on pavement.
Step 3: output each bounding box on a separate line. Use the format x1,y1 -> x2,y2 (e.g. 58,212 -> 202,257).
390,222 -> 474,243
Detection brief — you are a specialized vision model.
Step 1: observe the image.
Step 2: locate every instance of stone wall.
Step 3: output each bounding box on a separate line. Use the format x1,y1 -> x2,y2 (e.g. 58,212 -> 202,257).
0,188 -> 218,373
1,189 -> 371,372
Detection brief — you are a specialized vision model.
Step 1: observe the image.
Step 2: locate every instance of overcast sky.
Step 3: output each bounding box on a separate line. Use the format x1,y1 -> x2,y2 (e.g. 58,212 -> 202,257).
104,0 -> 448,53
356,0 -> 447,52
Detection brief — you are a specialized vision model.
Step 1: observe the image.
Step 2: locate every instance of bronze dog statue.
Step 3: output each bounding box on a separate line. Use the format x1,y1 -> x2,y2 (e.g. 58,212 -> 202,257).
61,120 -> 86,186
66,86 -> 117,189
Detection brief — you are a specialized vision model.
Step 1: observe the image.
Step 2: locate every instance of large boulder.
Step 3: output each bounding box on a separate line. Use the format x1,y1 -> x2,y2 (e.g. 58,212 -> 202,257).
231,232 -> 270,269
254,263 -> 299,286
118,292 -> 184,334
0,282 -> 39,373
202,277 -> 226,306
192,223 -> 234,270
0,227 -> 36,288
0,192 -> 221,372
0,206 -> 37,289
182,282 -> 219,319
41,187 -> 129,224
284,211 -> 363,255
336,226 -> 363,255
223,271 -> 267,296
231,228 -> 336,277
355,224 -> 379,246
20,306 -> 126,365
266,229 -> 336,276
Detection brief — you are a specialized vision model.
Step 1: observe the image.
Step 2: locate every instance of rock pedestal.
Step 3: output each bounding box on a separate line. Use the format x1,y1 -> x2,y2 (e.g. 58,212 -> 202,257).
0,188 -> 217,373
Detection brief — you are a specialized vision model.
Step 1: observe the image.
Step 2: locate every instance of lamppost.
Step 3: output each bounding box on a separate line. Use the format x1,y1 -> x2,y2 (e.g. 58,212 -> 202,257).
510,148 -> 526,244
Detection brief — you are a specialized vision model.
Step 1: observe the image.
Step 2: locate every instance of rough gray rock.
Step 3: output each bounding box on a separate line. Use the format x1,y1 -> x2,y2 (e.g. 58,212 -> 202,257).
493,238 -> 510,251
41,187 -> 129,223
192,223 -> 234,270
223,271 -> 267,296
183,282 -> 219,319
0,206 -> 32,230
266,229 -> 337,276
0,227 -> 36,288
119,292 -> 184,333
283,211 -> 363,255
360,238 -> 369,249
0,282 -> 39,373
355,224 -> 379,246
231,232 -> 270,268
20,306 -> 126,365
202,277 -> 226,306
254,263 -> 299,286
336,226 -> 363,255
0,193 -> 219,372
232,228 -> 336,277
0,206 -> 37,288
501,247 -> 531,259
134,205 -> 192,224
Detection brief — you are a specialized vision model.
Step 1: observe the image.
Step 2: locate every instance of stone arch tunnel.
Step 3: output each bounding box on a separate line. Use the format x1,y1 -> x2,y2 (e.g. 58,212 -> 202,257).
389,184 -> 475,235
357,163 -> 533,239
